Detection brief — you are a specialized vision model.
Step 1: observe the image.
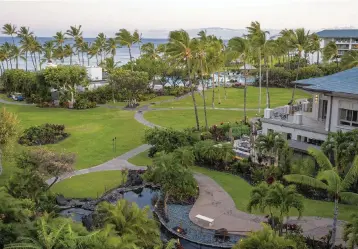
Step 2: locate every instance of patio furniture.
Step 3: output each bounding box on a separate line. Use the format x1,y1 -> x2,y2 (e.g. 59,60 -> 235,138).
195,214 -> 214,227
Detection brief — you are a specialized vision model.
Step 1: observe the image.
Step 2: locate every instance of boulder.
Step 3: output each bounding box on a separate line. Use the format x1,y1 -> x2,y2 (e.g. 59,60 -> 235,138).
56,194 -> 68,206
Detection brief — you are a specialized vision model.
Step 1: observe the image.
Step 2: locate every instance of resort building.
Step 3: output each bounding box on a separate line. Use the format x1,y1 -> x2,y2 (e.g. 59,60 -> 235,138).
261,67 -> 358,151
316,29 -> 358,57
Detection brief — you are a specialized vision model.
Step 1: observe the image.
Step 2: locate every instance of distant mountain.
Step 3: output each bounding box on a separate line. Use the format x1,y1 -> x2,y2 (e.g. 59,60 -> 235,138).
141,27 -> 281,40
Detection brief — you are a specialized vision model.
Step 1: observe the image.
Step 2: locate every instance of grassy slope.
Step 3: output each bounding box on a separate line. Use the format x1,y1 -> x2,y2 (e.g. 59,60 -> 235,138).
155,87 -> 311,109
192,166 -> 358,221
144,110 -> 257,130
51,171 -> 124,198
105,96 -> 175,108
0,104 -> 145,171
127,150 -> 152,166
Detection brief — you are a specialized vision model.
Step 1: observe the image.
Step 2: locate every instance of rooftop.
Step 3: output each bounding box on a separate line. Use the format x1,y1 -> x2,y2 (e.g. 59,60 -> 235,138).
294,67 -> 358,95
316,29 -> 358,38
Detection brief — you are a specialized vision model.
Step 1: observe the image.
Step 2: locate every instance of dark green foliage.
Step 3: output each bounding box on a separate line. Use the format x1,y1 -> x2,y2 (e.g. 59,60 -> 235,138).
163,86 -> 190,97
144,127 -> 198,155
1,69 -> 38,98
296,65 -> 324,80
73,98 -> 97,109
18,124 -> 69,146
79,85 -> 117,104
193,140 -> 235,170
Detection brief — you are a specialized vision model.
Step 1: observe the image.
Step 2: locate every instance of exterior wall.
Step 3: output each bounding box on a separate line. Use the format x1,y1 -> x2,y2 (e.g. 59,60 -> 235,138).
86,67 -> 102,81
262,122 -> 327,141
329,96 -> 358,132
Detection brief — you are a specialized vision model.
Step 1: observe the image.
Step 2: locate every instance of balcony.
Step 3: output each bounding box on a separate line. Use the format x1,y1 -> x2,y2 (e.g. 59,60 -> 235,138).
262,104 -> 327,135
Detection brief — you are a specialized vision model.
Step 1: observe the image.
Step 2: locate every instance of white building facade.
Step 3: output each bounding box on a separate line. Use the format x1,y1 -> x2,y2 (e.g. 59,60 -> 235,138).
317,29 -> 358,57
261,67 -> 358,151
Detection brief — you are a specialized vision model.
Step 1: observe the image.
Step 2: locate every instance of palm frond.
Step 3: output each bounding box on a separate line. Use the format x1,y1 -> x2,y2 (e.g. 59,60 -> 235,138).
340,192 -> 358,205
308,147 -> 333,170
341,155 -> 358,191
284,174 -> 328,190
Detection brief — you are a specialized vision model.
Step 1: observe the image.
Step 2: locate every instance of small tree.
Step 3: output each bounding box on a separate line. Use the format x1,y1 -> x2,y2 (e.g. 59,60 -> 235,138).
0,108 -> 18,176
255,132 -> 285,166
108,69 -> 149,108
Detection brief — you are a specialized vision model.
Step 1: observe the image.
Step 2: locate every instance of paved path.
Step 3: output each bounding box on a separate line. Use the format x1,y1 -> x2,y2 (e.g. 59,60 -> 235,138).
0,98 -> 34,105
190,173 -> 348,247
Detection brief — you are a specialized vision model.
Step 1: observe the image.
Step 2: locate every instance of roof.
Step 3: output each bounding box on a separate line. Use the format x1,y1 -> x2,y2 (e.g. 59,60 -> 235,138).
294,67 -> 358,95
316,29 -> 358,38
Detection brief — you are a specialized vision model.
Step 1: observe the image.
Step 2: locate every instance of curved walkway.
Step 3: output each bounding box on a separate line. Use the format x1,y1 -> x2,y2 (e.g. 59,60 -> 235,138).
190,173 -> 347,247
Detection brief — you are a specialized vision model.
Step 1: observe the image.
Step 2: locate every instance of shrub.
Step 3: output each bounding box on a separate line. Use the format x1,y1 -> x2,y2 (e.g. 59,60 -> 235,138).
232,83 -> 245,88
163,86 -> 190,97
73,98 -> 97,109
296,65 -> 324,80
19,124 -> 69,146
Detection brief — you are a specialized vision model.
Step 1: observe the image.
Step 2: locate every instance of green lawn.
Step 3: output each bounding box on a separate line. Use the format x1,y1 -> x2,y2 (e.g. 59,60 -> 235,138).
51,171 -> 124,198
192,166 -> 358,221
0,93 -> 16,102
144,109 -> 257,129
0,104 -> 145,172
105,96 -> 176,108
155,87 -> 310,109
128,150 -> 152,166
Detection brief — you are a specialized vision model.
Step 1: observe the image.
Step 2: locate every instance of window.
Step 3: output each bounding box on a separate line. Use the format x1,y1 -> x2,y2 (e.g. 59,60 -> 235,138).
339,108 -> 358,127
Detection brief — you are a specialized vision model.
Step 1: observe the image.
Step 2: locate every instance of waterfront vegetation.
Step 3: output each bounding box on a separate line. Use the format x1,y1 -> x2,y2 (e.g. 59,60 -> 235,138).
1,21 -> 358,249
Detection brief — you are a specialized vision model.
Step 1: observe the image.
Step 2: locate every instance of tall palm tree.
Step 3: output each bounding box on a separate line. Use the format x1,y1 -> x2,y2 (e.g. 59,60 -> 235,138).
193,30 -> 210,130
246,21 -> 268,113
88,43 -> 100,66
42,40 -> 55,63
228,37 -> 251,124
284,148 -> 358,249
115,29 -> 139,70
340,50 -> 358,69
286,28 -> 311,106
309,33 -> 321,64
95,33 -> 107,63
9,44 -> 20,69
343,214 -> 358,249
2,23 -> 17,45
323,41 -> 340,67
64,44 -> 73,65
141,42 -> 161,60
2,42 -> 13,69
166,30 -> 200,130
74,36 -> 84,64
53,31 -> 66,62
106,37 -> 117,59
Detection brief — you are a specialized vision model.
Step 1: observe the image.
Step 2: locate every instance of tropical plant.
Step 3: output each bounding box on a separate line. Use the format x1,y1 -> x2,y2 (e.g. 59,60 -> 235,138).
106,38 -> 117,59
323,41 -> 339,67
166,30 -> 200,130
232,223 -> 296,249
96,199 -> 162,249
2,23 -> 17,45
141,42 -> 161,60
340,50 -> 358,69
284,148 -> 358,248
343,213 -> 358,249
255,132 -> 286,166
0,108 -> 18,176
115,29 -> 140,69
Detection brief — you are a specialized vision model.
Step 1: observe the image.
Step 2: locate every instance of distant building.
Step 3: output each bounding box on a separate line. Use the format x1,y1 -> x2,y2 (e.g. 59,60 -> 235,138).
86,66 -> 103,81
261,67 -> 358,152
316,29 -> 358,57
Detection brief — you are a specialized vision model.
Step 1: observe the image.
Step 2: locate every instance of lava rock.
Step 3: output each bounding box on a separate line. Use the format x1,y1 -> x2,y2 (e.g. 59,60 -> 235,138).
214,228 -> 229,239
56,194 -> 68,206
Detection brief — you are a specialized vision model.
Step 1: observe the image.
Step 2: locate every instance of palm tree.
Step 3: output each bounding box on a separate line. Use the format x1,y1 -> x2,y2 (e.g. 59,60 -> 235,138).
42,40 -> 55,63
246,21 -> 269,113
228,37 -> 251,123
233,223 -> 296,249
53,31 -> 66,62
323,41 -> 339,67
166,30 -> 200,130
141,42 -> 161,60
106,37 -> 117,59
101,57 -> 119,73
64,44 -> 73,65
115,29 -> 139,70
74,36 -> 84,64
2,42 -> 13,69
340,50 -> 358,69
95,33 -> 107,63
286,28 -> 311,106
97,199 -> 162,249
2,23 -> 17,45
308,33 -> 321,64
343,214 -> 358,249
88,43 -> 100,65
65,25 -> 82,38
284,148 -> 358,248
255,131 -> 285,166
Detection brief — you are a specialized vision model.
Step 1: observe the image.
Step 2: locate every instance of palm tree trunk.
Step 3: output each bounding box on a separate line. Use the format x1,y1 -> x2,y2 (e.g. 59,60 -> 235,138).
81,51 -> 84,65
30,53 -> 36,71
211,74 -> 215,108
218,71 -> 221,104
224,70 -> 227,100
290,53 -> 301,111
287,52 -> 290,70
128,46 -> 133,71
77,51 -> 81,64
25,51 -> 28,71
265,57 -> 270,108
244,63 -> 247,124
37,52 -> 41,70
317,50 -> 320,64
258,48 -> 262,113
9,58 -> 13,69
70,54 -> 72,65
330,196 -> 339,249
200,61 -> 208,131
87,53 -> 90,66
187,60 -> 200,131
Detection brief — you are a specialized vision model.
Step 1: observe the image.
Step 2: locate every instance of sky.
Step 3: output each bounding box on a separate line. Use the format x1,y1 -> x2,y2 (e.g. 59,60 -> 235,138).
0,0 -> 357,37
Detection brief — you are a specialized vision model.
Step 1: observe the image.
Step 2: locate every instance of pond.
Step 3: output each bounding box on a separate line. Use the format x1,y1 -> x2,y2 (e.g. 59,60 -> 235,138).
60,187 -> 240,249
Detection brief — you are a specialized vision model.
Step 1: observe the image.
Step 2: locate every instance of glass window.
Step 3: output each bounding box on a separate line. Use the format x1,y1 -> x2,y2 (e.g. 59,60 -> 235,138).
353,111 -> 358,122
339,108 -> 358,127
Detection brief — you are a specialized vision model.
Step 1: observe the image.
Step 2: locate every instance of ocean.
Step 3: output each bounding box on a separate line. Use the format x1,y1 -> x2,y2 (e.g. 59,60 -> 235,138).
0,37 -> 168,71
